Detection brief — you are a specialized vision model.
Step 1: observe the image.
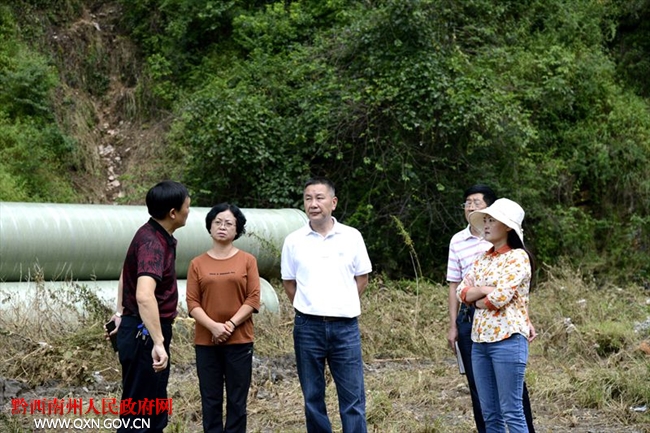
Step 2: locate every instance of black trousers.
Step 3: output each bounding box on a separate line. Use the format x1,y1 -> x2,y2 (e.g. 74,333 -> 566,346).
117,315 -> 173,433
457,305 -> 536,433
195,343 -> 254,433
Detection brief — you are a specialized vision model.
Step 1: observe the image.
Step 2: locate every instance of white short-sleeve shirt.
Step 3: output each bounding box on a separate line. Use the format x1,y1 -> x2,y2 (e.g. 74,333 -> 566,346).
281,218 -> 372,318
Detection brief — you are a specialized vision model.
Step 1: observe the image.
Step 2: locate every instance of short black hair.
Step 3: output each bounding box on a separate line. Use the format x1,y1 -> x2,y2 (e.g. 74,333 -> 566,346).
146,181 -> 190,220
464,184 -> 497,206
205,203 -> 247,240
304,177 -> 336,196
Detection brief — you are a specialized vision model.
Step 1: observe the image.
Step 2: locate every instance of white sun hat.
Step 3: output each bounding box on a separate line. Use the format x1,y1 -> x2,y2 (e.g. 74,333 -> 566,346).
469,198 -> 525,244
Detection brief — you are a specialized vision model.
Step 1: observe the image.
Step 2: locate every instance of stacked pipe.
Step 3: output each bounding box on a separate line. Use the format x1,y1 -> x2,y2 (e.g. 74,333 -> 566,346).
0,202 -> 308,313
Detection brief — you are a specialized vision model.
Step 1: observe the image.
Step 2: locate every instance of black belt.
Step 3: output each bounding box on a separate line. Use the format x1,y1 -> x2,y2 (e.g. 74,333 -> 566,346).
295,309 -> 353,322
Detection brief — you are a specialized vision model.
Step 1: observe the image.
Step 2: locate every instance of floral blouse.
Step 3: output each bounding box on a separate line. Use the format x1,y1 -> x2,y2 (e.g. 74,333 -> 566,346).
456,245 -> 531,343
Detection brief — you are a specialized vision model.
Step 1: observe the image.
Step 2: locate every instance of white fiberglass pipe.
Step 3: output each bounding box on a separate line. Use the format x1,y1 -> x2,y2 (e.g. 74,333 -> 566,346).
0,202 -> 307,282
0,278 -> 280,314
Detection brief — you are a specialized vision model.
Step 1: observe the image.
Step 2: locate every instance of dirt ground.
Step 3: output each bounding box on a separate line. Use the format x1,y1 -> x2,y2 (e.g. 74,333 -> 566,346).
2,354 -> 647,432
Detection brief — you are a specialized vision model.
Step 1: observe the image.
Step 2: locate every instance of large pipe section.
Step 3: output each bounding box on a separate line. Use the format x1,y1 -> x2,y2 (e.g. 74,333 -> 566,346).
0,278 -> 280,314
0,202 -> 307,282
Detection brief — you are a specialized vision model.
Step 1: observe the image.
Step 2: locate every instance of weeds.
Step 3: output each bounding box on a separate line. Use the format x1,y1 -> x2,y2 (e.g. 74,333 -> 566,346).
1,264 -> 649,432
390,215 -> 425,333
0,269 -> 115,388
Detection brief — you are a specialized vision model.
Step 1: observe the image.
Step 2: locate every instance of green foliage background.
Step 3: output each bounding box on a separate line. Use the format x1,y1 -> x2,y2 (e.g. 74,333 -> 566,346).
1,0 -> 649,282
0,4 -> 78,202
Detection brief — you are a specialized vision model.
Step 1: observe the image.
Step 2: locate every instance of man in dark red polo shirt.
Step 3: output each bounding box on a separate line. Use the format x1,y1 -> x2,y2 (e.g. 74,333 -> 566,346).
108,180 -> 190,433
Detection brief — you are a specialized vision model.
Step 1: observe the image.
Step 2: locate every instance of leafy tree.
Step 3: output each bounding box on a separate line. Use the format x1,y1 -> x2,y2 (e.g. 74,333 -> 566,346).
3,0 -> 650,282
160,0 -> 650,280
0,5 -> 77,202
610,0 -> 650,98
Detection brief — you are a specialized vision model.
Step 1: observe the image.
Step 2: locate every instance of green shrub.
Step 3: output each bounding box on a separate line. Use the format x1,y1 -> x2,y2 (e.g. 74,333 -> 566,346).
0,7 -> 78,202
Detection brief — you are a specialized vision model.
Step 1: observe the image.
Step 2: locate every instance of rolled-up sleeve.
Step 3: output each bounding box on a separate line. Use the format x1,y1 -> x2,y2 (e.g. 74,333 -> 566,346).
456,276 -> 471,304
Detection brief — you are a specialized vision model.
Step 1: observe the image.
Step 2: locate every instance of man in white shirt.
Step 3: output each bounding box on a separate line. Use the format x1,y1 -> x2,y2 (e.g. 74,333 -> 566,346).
281,177 -> 372,433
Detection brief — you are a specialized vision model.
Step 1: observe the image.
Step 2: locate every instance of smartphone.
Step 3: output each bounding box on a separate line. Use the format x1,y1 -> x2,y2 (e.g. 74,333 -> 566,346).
105,320 -> 118,352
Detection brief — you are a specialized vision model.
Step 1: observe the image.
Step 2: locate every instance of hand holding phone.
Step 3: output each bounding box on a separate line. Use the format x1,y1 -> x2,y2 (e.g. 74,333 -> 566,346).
105,320 -> 118,352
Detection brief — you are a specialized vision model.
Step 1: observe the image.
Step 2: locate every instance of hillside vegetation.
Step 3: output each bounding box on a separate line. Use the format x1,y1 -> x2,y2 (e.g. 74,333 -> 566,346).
1,3 -> 649,432
1,0 -> 649,281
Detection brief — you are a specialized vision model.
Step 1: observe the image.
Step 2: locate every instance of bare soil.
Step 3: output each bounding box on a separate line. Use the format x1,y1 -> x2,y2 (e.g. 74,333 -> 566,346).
2,352 -> 647,432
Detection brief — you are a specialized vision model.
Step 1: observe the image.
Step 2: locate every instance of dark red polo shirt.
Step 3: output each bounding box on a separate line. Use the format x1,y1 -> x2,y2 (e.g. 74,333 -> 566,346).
121,218 -> 179,320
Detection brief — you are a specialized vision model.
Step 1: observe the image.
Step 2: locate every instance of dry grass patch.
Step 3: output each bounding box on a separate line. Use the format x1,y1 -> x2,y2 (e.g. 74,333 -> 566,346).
1,265 -> 649,432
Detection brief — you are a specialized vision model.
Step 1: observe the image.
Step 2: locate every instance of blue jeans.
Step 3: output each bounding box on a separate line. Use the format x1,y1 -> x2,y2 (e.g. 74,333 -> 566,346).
472,333 -> 529,433
293,311 -> 367,433
458,305 -> 535,433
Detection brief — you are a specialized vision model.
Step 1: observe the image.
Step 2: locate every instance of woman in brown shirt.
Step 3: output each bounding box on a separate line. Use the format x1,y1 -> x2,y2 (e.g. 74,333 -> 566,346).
186,203 -> 261,433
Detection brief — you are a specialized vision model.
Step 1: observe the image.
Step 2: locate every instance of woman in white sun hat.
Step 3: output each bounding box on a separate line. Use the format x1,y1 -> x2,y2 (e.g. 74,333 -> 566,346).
456,198 -> 535,433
